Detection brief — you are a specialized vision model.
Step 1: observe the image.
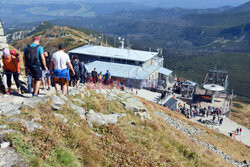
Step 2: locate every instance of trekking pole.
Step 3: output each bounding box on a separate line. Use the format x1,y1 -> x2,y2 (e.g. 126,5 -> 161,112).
66,70 -> 69,95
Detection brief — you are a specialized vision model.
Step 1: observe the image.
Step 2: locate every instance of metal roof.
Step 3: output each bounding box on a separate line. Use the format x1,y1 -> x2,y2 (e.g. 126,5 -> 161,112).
86,61 -> 160,80
183,80 -> 196,86
164,97 -> 178,108
158,67 -> 173,76
69,45 -> 158,62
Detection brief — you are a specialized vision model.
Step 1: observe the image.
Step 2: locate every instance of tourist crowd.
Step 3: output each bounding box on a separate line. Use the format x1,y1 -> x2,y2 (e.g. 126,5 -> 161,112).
177,103 -> 224,124
1,37 -> 115,96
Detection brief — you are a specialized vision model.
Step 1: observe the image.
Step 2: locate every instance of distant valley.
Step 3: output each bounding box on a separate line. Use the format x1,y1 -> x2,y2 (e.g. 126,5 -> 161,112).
3,1 -> 250,98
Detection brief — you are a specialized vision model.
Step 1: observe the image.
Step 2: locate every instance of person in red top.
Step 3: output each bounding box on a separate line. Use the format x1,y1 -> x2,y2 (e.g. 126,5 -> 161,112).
98,71 -> 102,83
2,48 -> 21,94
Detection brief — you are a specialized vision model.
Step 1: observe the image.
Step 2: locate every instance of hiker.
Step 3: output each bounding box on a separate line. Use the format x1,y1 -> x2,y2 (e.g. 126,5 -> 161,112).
50,44 -> 75,95
219,117 -> 223,125
41,50 -> 51,90
240,128 -> 242,135
229,132 -> 232,138
98,71 -> 102,83
236,128 -> 239,135
80,61 -> 88,84
91,68 -> 98,83
23,37 -> 47,97
85,71 -> 91,83
212,114 -> 216,123
104,70 -> 111,85
2,48 -> 21,94
71,56 -> 81,88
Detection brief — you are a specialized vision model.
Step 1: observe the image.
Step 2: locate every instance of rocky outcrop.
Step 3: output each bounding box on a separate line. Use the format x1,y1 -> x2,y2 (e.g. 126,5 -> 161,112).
51,95 -> 66,110
0,20 -> 8,93
86,109 -> 126,127
5,118 -> 43,132
6,30 -> 31,43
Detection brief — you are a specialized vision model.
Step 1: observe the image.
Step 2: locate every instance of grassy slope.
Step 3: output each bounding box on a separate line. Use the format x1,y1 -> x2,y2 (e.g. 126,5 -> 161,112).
1,90 -> 249,166
231,99 -> 250,129
11,26 -> 90,53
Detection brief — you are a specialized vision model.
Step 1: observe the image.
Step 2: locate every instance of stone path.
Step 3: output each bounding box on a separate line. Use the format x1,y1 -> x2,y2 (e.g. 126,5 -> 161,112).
192,115 -> 250,147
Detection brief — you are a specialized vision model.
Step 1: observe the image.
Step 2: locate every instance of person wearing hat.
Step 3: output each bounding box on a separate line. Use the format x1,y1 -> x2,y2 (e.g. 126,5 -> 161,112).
50,44 -> 75,95
2,48 -> 21,94
23,37 -> 47,96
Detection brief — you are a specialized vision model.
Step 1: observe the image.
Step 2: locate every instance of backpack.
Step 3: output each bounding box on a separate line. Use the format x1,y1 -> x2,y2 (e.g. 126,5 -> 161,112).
24,45 -> 41,69
105,72 -> 110,79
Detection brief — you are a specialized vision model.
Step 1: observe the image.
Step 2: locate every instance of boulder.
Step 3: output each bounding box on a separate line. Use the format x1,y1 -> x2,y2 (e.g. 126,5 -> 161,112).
23,98 -> 43,108
86,110 -> 119,127
0,103 -> 22,117
0,142 -> 10,149
69,103 -> 86,119
136,112 -> 152,121
121,97 -> 147,112
5,118 -> 43,132
23,119 -> 43,132
51,95 -> 65,110
53,113 -> 67,123
59,94 -> 69,101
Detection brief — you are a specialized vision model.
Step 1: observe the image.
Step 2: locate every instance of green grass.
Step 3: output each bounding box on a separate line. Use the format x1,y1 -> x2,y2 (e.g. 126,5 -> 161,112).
233,103 -> 244,109
234,96 -> 250,104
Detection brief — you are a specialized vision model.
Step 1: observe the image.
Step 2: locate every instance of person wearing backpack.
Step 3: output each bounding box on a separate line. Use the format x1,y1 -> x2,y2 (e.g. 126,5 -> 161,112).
91,68 -> 98,84
2,48 -> 21,94
23,37 -> 47,97
71,56 -> 82,88
104,70 -> 111,85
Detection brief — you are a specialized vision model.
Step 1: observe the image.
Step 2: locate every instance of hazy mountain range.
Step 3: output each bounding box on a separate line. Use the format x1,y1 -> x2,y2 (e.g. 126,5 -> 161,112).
3,1 -> 250,98
2,0 -> 250,8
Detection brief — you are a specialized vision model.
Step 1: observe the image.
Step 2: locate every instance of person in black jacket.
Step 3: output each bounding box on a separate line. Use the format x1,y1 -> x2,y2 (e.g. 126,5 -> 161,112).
71,56 -> 82,88
91,68 -> 98,83
80,61 -> 88,84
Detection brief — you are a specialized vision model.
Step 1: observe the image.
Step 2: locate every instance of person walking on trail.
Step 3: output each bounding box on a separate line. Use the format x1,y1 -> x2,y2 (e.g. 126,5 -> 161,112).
236,128 -> 239,135
104,70 -> 111,85
80,61 -> 88,84
50,44 -> 75,95
91,68 -> 98,84
71,56 -> 81,88
240,128 -> 242,135
219,117 -> 223,125
98,71 -> 102,83
41,51 -> 51,90
212,114 -> 216,123
2,48 -> 21,94
23,37 -> 47,97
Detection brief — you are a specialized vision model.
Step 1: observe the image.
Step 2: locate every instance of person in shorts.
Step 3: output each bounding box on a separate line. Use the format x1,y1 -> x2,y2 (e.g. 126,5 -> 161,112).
24,37 -> 47,96
41,51 -> 51,90
50,44 -> 75,95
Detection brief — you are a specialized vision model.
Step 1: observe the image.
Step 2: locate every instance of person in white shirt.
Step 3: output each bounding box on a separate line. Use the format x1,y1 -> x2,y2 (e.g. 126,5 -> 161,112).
50,44 -> 75,95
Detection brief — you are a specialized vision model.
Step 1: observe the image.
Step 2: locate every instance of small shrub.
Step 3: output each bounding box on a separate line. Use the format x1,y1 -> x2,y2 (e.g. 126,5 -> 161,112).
56,148 -> 79,167
231,109 -> 240,113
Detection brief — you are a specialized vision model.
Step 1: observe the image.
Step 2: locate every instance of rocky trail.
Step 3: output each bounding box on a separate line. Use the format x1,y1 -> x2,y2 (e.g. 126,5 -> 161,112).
191,115 -> 250,147
0,86 -> 249,167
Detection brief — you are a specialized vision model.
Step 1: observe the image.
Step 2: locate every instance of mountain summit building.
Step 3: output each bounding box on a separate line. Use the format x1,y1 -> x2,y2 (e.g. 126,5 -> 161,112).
69,45 -> 172,88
